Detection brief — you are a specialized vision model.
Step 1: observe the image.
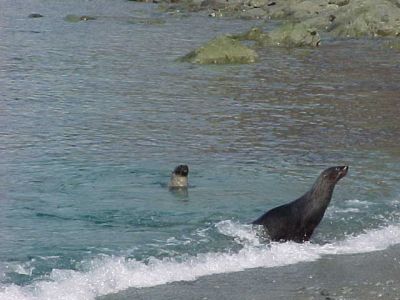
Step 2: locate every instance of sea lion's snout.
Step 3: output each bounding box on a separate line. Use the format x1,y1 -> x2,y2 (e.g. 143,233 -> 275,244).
322,165 -> 349,182
336,165 -> 348,180
173,165 -> 189,177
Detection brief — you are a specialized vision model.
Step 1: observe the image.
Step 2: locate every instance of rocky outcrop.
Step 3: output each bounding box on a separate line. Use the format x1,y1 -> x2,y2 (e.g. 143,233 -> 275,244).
180,23 -> 320,64
325,0 -> 400,37
176,0 -> 400,65
235,24 -> 320,47
179,36 -> 258,64
269,0 -> 400,38
162,0 -> 400,39
269,23 -> 321,46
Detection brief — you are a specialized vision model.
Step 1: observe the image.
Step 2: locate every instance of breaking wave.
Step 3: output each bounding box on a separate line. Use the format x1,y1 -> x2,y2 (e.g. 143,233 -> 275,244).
1,221 -> 400,300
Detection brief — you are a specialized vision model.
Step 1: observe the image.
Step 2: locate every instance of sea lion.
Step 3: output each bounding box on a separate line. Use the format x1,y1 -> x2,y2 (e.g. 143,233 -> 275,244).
169,165 -> 189,189
253,166 -> 348,242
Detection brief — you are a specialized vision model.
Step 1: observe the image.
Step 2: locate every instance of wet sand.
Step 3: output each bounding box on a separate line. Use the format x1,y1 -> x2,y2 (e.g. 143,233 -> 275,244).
100,244 -> 400,300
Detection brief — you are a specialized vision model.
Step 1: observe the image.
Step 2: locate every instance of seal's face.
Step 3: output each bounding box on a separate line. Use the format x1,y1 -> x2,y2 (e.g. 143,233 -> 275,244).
322,166 -> 348,183
173,165 -> 189,177
169,165 -> 189,188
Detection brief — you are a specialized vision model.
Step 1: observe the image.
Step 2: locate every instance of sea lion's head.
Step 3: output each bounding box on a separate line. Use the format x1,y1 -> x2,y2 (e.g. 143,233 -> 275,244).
169,165 -> 189,188
173,165 -> 189,177
321,166 -> 348,183
310,165 -> 348,201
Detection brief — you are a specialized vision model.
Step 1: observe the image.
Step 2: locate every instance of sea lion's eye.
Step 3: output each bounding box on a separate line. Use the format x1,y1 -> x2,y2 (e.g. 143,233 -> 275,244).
335,167 -> 340,171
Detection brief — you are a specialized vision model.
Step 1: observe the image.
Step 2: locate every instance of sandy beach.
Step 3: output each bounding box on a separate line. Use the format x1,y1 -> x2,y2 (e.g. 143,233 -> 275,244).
101,244 -> 400,300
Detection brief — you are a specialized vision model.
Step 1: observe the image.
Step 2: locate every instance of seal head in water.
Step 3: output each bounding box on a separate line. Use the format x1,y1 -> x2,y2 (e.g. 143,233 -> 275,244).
253,166 -> 348,242
169,165 -> 189,188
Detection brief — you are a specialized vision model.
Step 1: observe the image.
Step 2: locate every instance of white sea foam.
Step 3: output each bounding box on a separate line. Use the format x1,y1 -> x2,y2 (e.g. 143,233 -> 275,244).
345,199 -> 374,206
1,222 -> 400,300
332,207 -> 360,214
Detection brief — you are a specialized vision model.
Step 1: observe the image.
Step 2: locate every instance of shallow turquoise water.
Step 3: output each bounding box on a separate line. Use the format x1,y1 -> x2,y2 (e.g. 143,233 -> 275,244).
0,0 -> 400,299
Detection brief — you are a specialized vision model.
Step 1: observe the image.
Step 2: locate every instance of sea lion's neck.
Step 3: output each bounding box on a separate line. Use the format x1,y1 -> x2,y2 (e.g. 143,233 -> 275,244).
307,177 -> 335,209
169,174 -> 188,188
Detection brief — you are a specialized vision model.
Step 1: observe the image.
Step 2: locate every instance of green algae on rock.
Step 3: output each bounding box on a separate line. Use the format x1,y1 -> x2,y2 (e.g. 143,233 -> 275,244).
269,22 -> 321,47
179,36 -> 258,64
235,24 -> 320,48
326,0 -> 400,37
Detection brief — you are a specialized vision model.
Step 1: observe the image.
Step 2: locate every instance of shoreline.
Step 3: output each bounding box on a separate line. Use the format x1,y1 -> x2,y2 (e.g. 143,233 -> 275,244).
163,0 -> 400,64
100,244 -> 400,300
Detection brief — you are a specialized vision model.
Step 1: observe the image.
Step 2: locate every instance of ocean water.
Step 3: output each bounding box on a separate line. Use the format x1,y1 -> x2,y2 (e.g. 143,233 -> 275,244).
1,0 -> 400,299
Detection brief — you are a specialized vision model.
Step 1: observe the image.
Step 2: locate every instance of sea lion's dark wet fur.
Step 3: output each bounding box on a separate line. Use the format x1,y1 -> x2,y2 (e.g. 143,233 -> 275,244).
169,165 -> 189,188
253,166 -> 348,242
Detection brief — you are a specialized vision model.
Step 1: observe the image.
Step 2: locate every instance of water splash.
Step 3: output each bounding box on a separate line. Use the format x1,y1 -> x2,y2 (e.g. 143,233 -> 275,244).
2,222 -> 400,300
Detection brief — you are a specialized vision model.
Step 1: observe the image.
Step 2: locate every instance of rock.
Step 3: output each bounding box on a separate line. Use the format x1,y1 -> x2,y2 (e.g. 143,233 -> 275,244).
200,0 -> 226,10
392,0 -> 400,8
262,0 -> 337,20
80,15 -> 96,21
200,0 -> 243,10
268,22 -> 321,47
264,0 -> 295,19
291,0 -> 327,19
302,10 -> 340,32
28,13 -> 44,18
127,0 -> 156,2
64,15 -> 97,23
246,0 -> 270,8
158,0 -> 400,40
234,24 -> 320,47
295,0 -> 400,38
328,0 -> 349,6
326,0 -> 400,37
179,36 -> 258,64
233,27 -> 270,46
240,7 -> 267,19
320,289 -> 330,296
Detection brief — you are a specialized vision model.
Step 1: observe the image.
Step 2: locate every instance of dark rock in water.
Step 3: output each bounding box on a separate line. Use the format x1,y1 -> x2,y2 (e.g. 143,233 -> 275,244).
64,15 -> 97,23
80,15 -> 96,21
179,36 -> 258,64
28,13 -> 44,18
